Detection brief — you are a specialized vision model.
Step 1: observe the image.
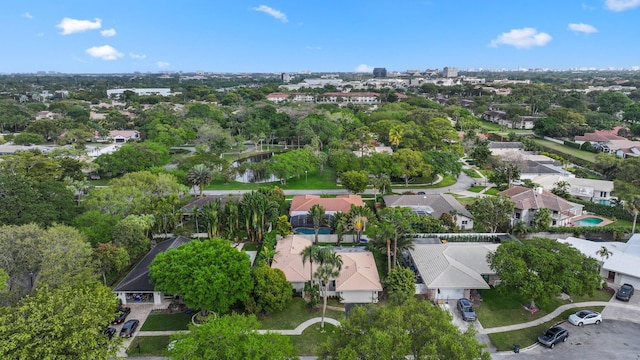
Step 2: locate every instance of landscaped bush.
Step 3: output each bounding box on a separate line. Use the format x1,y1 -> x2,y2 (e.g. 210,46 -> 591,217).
563,140 -> 581,149
571,199 -> 633,222
13,132 -> 45,145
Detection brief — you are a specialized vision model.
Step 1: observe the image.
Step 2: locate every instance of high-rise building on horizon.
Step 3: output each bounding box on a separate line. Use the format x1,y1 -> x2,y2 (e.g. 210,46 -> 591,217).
373,67 -> 387,78
443,67 -> 458,78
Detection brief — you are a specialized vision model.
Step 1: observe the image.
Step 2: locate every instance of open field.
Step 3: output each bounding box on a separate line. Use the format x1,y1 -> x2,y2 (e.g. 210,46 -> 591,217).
533,139 -> 597,163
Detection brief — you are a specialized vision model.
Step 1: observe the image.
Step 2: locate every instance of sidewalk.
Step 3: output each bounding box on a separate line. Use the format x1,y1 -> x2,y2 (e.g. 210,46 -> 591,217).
480,301 -> 640,334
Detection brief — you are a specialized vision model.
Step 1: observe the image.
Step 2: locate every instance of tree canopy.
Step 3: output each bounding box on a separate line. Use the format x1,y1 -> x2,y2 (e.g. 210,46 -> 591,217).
318,299 -> 490,360
488,238 -> 601,308
150,238 -> 253,315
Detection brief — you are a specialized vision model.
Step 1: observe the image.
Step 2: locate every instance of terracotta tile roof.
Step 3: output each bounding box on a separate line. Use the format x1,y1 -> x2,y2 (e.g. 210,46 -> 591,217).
575,127 -> 627,142
289,195 -> 364,213
272,235 -> 315,283
499,186 -> 582,213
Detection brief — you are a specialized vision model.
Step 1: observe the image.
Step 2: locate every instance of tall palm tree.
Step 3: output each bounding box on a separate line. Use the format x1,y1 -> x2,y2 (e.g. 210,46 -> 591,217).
301,244 -> 322,285
389,125 -> 403,148
224,201 -> 240,242
314,251 -> 342,329
186,164 -> 212,197
330,212 -> 350,245
240,192 -> 279,243
625,196 -> 640,234
371,224 -> 394,274
308,204 -> 326,244
378,207 -> 417,269
259,247 -> 279,265
347,205 -> 375,244
201,199 -> 222,238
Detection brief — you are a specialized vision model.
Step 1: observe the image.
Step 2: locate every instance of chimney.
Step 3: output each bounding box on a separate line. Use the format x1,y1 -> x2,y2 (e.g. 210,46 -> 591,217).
535,187 -> 543,194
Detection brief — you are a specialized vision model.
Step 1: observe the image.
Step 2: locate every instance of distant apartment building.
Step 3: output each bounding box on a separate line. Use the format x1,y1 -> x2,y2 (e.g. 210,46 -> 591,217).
443,67 -> 458,78
373,68 -> 387,78
281,73 -> 291,83
318,92 -> 380,104
106,88 -> 173,99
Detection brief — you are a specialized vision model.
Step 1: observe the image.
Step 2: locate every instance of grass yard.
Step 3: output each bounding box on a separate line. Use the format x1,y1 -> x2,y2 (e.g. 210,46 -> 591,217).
450,195 -> 477,207
484,187 -> 500,196
289,323 -> 339,356
478,120 -> 503,131
533,139 -> 597,163
127,335 -> 171,356
283,168 -> 339,190
463,168 -> 482,178
468,186 -> 485,193
140,312 -> 193,331
392,174 -> 458,189
242,243 -> 260,251
476,287 -> 612,329
259,298 -> 345,330
488,306 -> 605,351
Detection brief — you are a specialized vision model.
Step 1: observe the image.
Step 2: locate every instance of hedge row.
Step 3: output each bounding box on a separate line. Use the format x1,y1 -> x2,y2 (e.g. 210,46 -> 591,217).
571,199 -> 634,222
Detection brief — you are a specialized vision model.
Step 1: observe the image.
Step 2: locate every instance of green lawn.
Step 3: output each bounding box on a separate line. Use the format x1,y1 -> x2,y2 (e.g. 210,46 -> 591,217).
204,168 -> 339,191
259,298 -> 345,330
476,287 -> 612,329
392,174 -> 457,189
468,186 -> 484,193
478,120 -> 503,131
140,312 -> 193,331
450,195 -> 477,207
463,168 -> 482,178
533,139 -> 597,163
488,306 -> 605,351
289,323 -> 339,356
127,335 -> 171,356
484,187 -> 500,196
242,243 -> 260,251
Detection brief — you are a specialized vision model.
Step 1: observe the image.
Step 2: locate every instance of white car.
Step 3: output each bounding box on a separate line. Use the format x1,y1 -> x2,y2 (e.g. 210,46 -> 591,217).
568,310 -> 602,326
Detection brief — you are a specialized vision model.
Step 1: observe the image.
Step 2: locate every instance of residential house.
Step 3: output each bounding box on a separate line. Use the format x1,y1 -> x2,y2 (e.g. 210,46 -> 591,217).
558,235 -> 640,288
532,175 -> 615,204
574,127 -> 640,157
318,92 -> 380,104
289,195 -> 364,228
113,236 -> 191,305
499,186 -> 583,227
383,194 -> 474,230
108,130 -> 140,142
407,241 -> 499,302
35,111 -> 57,120
352,145 -> 393,157
272,235 -> 382,303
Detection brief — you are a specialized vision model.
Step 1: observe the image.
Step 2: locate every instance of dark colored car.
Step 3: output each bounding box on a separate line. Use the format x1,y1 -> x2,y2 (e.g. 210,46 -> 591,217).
112,307 -> 131,324
538,325 -> 569,349
456,298 -> 477,321
119,319 -> 139,338
103,327 -> 116,340
616,283 -> 635,301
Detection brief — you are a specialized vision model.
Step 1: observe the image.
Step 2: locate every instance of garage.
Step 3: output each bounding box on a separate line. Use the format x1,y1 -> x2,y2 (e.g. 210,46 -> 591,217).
435,288 -> 465,302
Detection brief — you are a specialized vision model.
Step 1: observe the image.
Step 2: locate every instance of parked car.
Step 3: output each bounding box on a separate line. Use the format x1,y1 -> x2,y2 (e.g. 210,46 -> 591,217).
616,284 -> 635,301
102,327 -> 116,340
568,310 -> 602,326
119,319 -> 139,338
456,298 -> 477,321
112,307 -> 131,324
538,326 -> 569,349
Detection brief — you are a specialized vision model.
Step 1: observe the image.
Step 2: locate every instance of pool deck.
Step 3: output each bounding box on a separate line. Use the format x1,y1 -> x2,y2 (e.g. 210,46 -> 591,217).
569,214 -> 613,227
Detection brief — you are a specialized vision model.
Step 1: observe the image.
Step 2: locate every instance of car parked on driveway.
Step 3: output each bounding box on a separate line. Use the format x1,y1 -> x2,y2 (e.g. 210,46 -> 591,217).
456,298 -> 477,321
616,283 -> 635,301
568,310 -> 602,326
538,325 -> 569,349
119,319 -> 139,338
112,306 -> 131,324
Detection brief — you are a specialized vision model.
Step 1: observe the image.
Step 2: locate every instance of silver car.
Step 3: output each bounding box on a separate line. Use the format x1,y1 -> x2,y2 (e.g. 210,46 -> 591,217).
568,310 -> 602,326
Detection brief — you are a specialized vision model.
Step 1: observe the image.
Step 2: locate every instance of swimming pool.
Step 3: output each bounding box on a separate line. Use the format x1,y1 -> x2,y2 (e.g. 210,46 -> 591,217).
293,227 -> 332,235
575,217 -> 604,226
597,199 -> 613,206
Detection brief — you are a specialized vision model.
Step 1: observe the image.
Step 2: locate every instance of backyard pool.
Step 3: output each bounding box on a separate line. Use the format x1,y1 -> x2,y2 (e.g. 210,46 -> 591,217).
294,227 -> 332,235
597,199 -> 614,206
575,217 -> 605,226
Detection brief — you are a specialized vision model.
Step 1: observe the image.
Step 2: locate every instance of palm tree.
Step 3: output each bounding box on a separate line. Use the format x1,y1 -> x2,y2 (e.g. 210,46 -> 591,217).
301,244 -> 322,285
259,247 -> 279,265
371,225 -> 393,274
224,201 -> 240,242
186,164 -> 212,197
625,196 -> 640,234
314,251 -> 342,329
378,207 -> 417,269
330,212 -> 350,245
240,192 -> 279,243
370,175 -> 391,199
201,199 -> 222,238
596,246 -> 612,262
308,204 -> 327,244
347,205 -> 375,244
389,125 -> 403,148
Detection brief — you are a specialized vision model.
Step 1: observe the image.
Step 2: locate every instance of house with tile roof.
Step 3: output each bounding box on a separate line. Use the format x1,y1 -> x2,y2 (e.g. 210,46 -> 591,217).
407,241 -> 499,302
499,186 -> 583,227
113,236 -> 191,305
383,194 -> 474,230
289,194 -> 364,228
272,235 -> 382,303
558,235 -> 640,289
532,175 -> 615,203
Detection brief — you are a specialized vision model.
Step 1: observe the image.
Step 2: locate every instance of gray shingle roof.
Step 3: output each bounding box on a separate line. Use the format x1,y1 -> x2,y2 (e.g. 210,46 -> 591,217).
382,194 -> 473,219
113,236 -> 191,292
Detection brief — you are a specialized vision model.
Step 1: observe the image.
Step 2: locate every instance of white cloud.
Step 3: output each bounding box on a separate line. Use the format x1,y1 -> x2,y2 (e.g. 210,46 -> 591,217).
100,28 -> 116,37
355,64 -> 374,73
568,23 -> 598,34
605,0 -> 640,11
251,5 -> 288,23
22,12 -> 33,19
57,17 -> 102,35
489,27 -> 552,49
85,45 -> 123,60
129,53 -> 146,60
157,61 -> 170,68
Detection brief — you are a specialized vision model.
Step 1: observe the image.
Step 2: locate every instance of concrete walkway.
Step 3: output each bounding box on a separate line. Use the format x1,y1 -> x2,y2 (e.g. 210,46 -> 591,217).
136,317 -> 342,338
480,301 -> 640,334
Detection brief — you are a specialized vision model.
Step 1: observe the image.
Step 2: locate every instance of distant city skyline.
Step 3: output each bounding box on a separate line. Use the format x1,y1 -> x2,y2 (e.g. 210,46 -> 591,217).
2,0 -> 640,73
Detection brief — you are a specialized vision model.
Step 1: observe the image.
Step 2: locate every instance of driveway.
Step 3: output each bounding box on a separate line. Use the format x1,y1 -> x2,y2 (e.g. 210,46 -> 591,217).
115,303 -> 158,358
602,286 -> 640,322
492,320 -> 640,359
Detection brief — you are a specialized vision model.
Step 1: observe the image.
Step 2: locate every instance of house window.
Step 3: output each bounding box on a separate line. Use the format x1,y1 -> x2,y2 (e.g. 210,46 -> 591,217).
600,192 -> 607,197
553,211 -> 558,215
515,212 -> 521,219
552,220 -> 557,226
462,220 -> 468,225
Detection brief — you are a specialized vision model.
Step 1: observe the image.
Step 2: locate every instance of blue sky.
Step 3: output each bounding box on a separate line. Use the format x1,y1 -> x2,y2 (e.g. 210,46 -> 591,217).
2,0 -> 640,73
